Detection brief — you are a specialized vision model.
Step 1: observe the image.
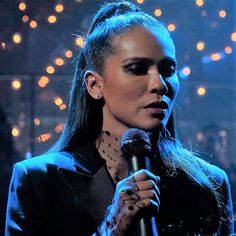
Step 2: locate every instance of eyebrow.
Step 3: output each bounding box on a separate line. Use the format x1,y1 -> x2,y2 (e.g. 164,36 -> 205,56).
121,56 -> 176,65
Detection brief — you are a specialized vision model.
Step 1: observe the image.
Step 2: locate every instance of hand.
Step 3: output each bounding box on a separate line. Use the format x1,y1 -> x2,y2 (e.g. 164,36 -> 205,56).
98,169 -> 160,236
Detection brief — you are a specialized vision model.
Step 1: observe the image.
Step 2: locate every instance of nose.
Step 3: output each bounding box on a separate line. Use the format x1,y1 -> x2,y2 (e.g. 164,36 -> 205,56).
149,71 -> 168,95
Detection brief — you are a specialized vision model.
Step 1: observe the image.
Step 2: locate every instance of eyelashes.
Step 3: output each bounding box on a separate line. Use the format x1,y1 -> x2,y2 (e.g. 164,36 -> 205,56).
123,57 -> 176,78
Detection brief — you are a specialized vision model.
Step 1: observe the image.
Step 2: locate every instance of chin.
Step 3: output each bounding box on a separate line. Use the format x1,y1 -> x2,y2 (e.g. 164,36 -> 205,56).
136,119 -> 164,132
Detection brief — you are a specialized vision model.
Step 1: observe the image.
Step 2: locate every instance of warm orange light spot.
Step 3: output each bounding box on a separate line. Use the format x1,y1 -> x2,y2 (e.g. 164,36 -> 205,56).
48,15 -> 57,24
55,4 -> 64,13
12,126 -> 20,137
65,50 -> 73,58
154,9 -> 162,17
38,76 -> 50,87
219,10 -> 227,18
22,15 -> 29,22
59,104 -> 66,110
196,41 -> 205,51
38,133 -> 52,142
75,37 -> 84,47
231,32 -> 236,42
54,123 -> 65,133
197,86 -> 206,96
30,20 -> 38,28
12,80 -> 22,90
224,46 -> 232,54
46,66 -> 55,74
167,24 -> 176,32
136,0 -> 144,3
18,2 -> 27,11
12,33 -> 22,44
183,67 -> 191,75
54,57 -> 64,66
1,42 -> 6,50
54,97 -> 63,106
196,0 -> 204,7
210,53 -> 221,61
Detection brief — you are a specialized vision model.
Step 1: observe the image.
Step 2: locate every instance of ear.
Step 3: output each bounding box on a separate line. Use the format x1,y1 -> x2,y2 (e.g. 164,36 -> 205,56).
84,70 -> 103,100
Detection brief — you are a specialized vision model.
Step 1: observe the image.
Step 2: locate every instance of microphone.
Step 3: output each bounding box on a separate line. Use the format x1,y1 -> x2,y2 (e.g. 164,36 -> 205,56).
121,128 -> 158,236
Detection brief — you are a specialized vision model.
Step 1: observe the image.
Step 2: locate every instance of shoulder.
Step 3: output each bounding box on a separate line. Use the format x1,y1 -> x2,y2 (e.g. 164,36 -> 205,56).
13,151 -> 74,177
197,158 -> 229,185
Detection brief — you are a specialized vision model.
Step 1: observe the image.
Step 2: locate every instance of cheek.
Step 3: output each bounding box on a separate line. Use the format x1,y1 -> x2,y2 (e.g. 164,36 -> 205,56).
167,75 -> 179,101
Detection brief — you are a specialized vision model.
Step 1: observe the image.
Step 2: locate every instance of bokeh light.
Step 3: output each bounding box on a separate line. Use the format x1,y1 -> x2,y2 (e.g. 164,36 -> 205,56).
219,10 -> 227,18
38,76 -> 50,88
154,9 -> 162,17
231,32 -> 236,42
196,0 -> 204,7
54,57 -> 64,66
38,133 -> 52,142
54,97 -> 63,106
34,118 -> 41,126
12,126 -> 20,137
55,4 -> 64,13
22,15 -> 29,23
65,50 -> 73,58
1,42 -> 6,50
167,24 -> 176,32
30,20 -> 38,29
54,123 -> 65,133
11,79 -> 22,90
210,53 -> 222,61
48,15 -> 57,24
197,86 -> 206,96
196,41 -> 205,51
46,66 -> 55,74
12,33 -> 22,44
224,46 -> 232,54
18,2 -> 27,11
136,0 -> 144,4
75,37 -> 84,47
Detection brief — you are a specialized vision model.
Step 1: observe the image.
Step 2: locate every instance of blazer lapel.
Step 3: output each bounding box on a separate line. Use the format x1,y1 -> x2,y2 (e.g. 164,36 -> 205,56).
57,142 -> 115,226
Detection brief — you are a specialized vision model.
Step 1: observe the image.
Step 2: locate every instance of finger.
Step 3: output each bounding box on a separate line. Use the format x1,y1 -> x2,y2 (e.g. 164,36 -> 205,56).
133,169 -> 160,184
136,190 -> 160,205
135,198 -> 159,213
135,180 -> 160,196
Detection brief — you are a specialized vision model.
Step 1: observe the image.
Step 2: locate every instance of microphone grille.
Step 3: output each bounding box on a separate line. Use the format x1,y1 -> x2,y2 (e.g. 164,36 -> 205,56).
120,128 -> 151,158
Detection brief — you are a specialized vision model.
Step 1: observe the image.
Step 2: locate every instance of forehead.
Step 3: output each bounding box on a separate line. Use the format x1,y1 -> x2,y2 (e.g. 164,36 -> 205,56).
110,27 -> 176,61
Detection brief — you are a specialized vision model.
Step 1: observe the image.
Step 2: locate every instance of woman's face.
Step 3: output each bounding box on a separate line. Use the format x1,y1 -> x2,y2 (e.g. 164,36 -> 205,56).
100,27 -> 179,136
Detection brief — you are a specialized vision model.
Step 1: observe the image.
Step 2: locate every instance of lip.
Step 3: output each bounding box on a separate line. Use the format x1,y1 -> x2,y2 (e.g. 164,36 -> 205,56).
144,100 -> 169,109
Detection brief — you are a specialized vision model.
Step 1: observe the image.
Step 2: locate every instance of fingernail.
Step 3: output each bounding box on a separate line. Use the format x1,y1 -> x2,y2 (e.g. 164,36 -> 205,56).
156,176 -> 160,183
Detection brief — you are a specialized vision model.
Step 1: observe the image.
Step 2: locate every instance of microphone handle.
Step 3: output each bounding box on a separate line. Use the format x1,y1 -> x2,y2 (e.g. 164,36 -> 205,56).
127,155 -> 158,236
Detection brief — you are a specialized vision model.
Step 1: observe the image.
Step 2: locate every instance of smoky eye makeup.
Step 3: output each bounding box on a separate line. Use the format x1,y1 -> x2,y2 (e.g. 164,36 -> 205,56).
157,57 -> 177,78
122,58 -> 154,76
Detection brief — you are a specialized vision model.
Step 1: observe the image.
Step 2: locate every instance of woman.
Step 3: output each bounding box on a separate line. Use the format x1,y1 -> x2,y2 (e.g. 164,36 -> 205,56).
5,1 -> 234,235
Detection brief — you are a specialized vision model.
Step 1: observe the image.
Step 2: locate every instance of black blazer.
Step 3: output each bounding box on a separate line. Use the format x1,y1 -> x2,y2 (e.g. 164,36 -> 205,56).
5,142 -> 234,236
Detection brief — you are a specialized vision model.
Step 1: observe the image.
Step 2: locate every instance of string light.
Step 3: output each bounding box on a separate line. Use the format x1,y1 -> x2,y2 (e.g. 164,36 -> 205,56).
154,9 -> 162,17
65,50 -> 73,58
54,57 -> 64,66
34,118 -> 41,126
38,133 -> 52,142
18,2 -> 27,11
196,41 -> 205,51
54,97 -> 63,106
196,0 -> 204,7
197,86 -> 206,96
12,79 -> 22,90
46,66 -> 55,74
54,123 -> 64,133
1,42 -> 6,50
38,76 -> 50,87
55,4 -> 64,13
136,0 -> 144,4
22,15 -> 29,23
75,37 -> 84,47
219,10 -> 227,18
59,104 -> 66,110
12,33 -> 22,44
48,15 -> 57,24
210,53 -> 222,61
224,46 -> 232,54
12,126 -> 20,137
231,32 -> 236,42
30,20 -> 38,29
167,24 -> 176,32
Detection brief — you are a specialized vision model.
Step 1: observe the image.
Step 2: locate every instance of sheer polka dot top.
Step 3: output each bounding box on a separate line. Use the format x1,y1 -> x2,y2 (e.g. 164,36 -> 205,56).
96,130 -> 128,184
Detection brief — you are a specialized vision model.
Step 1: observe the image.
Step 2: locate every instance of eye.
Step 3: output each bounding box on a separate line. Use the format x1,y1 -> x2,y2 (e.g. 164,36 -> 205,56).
123,62 -> 150,76
157,57 -> 176,78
